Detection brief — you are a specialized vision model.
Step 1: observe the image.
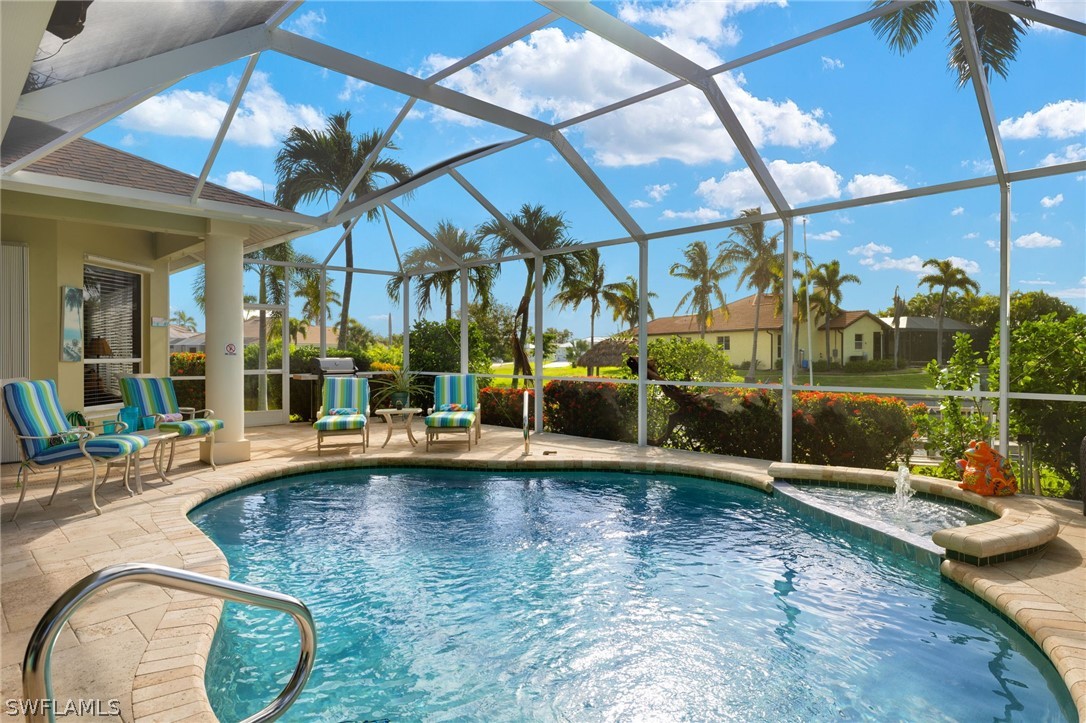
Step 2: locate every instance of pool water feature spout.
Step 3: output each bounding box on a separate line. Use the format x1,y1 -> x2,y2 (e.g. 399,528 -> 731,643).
894,465 -> 915,514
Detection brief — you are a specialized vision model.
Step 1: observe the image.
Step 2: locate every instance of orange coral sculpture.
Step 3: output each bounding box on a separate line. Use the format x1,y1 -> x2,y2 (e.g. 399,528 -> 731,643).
956,440 -> 1017,496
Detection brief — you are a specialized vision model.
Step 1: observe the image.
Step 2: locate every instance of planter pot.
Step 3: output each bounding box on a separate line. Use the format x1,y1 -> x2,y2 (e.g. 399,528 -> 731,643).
391,392 -> 410,409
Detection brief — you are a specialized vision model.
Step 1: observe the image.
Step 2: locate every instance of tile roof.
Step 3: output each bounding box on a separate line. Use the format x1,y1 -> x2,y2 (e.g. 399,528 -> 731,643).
819,310 -> 892,331
641,293 -> 887,335
2,132 -> 284,212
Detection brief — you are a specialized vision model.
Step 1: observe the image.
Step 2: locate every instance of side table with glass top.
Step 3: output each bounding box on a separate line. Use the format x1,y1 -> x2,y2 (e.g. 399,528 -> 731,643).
101,427 -> 179,494
375,407 -> 422,448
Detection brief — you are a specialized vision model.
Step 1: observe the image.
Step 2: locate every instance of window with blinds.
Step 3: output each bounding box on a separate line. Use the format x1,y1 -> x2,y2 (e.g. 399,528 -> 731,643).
83,264 -> 142,408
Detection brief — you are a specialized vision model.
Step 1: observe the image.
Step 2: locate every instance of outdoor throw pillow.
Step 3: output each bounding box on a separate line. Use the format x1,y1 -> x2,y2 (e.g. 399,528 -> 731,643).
439,403 -> 465,412
329,408 -> 359,416
160,413 -> 184,423
47,431 -> 82,447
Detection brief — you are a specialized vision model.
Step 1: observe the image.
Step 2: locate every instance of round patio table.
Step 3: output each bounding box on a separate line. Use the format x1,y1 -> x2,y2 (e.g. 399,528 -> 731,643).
375,407 -> 422,448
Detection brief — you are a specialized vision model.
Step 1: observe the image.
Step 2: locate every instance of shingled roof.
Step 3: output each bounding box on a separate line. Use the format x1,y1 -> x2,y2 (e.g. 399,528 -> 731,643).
2,127 -> 284,212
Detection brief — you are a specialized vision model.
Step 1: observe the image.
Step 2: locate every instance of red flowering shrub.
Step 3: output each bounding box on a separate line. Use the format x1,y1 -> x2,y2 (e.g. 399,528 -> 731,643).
543,380 -> 629,441
792,391 -> 916,468
480,387 -> 536,429
666,388 -> 782,460
170,352 -> 206,409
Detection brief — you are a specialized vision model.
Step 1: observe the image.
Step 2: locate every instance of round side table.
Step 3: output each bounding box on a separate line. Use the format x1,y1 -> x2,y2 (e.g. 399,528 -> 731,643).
375,407 -> 422,447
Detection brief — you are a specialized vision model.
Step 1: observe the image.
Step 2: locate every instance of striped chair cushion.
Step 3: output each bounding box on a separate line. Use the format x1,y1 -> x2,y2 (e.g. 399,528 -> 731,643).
425,411 -> 477,428
32,434 -> 147,465
159,418 -> 224,437
322,377 -> 369,416
119,377 -> 181,416
3,380 -> 71,460
313,414 -> 367,432
433,375 -> 477,412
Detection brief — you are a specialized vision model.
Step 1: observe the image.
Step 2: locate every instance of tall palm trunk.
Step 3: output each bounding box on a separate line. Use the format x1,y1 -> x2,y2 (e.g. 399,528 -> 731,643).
746,291 -> 763,382
823,308 -> 832,369
513,267 -> 535,389
935,291 -> 947,365
338,223 -> 353,350
588,313 -> 595,376
894,320 -> 901,370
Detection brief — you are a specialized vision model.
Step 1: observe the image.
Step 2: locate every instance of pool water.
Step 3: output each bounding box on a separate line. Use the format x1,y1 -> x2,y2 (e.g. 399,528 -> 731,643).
796,485 -> 997,537
192,468 -> 1074,722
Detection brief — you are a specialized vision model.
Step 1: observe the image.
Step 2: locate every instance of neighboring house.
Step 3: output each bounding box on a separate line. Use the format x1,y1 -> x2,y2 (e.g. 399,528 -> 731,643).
169,319 -> 342,353
639,293 -> 891,370
878,316 -> 988,364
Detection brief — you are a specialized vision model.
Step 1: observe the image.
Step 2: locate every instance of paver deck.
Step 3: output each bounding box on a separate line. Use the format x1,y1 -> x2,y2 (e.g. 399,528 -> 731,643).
2,423 -> 1083,722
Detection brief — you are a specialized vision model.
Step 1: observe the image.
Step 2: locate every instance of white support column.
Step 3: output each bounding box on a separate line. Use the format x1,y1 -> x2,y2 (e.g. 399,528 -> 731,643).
402,276 -> 411,371
534,255 -> 544,433
319,268 -> 327,356
781,219 -> 794,463
999,184 -> 1011,453
460,271 -> 469,373
202,222 -> 250,463
637,240 -> 649,447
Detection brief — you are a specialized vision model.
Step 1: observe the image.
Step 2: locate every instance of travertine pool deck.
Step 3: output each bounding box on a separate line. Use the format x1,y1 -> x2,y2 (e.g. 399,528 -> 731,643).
1,423 -> 1083,722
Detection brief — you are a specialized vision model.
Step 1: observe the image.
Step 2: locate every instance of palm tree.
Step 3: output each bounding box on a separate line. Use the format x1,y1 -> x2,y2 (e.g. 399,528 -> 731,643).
602,275 -> 657,331
919,258 -> 980,364
551,249 -> 606,374
809,260 -> 861,368
670,240 -> 732,341
477,204 -> 580,388
275,111 -> 412,350
296,273 -> 341,327
870,1 -> 1034,88
719,207 -> 782,381
386,220 -> 495,321
170,310 -> 197,331
769,262 -> 812,375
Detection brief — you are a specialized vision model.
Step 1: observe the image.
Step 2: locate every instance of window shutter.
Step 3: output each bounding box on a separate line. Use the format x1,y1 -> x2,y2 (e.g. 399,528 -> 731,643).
84,264 -> 142,408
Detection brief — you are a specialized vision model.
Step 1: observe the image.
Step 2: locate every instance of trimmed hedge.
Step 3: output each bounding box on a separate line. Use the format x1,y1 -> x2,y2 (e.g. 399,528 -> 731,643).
480,387 -> 536,428
485,379 -> 917,469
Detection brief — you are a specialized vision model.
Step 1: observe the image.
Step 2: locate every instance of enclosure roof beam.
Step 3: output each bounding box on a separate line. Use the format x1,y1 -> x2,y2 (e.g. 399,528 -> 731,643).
539,0 -> 790,216
386,201 -> 464,268
269,29 -> 553,138
952,3 -> 1008,185
320,216 -> 363,266
548,131 -> 645,241
191,53 -> 261,203
244,256 -> 398,276
265,1 -> 304,29
448,168 -> 540,254
971,0 -> 1086,35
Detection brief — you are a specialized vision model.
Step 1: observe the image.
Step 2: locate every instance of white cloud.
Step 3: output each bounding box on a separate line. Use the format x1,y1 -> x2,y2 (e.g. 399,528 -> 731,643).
1014,232 -> 1063,248
1040,193 -> 1064,208
119,72 -> 323,147
338,77 -> 367,102
951,206 -> 964,216
629,199 -> 651,209
221,170 -> 265,194
426,17 -> 833,167
697,160 -> 841,214
647,183 -> 673,202
1018,279 -> 1056,286
618,0 -> 785,48
810,230 -> 841,241
660,207 -> 724,222
963,232 -> 979,239
999,100 -> 1086,140
1040,143 -> 1086,167
849,242 -> 892,257
859,252 -> 979,275
119,133 -> 137,147
986,239 -> 999,249
962,158 -> 996,175
835,213 -> 854,225
1033,0 -> 1086,26
820,56 -> 845,70
285,9 -> 326,39
845,173 -> 907,198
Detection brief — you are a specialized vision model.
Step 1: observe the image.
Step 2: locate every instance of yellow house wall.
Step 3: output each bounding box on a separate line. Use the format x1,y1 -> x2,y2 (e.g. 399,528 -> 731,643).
2,211 -> 171,413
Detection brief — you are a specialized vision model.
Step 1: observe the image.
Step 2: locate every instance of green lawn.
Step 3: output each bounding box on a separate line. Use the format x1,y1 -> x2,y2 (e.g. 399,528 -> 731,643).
485,363 -> 930,391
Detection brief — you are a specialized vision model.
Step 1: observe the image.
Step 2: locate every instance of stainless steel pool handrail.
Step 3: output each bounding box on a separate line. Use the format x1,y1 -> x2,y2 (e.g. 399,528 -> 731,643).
22,562 -> 317,723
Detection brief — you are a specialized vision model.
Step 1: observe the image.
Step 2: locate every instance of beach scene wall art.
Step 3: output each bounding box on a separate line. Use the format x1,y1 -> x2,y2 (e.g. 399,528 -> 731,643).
61,285 -> 83,362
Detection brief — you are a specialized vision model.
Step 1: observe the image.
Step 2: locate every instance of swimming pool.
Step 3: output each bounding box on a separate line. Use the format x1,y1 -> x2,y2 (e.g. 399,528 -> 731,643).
192,468 -> 1074,721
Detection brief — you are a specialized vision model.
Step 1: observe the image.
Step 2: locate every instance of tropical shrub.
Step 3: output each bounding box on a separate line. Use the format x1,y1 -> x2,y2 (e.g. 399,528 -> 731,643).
792,391 -> 918,468
543,380 -> 628,441
480,387 -> 536,428
170,352 -> 206,410
842,358 -> 895,373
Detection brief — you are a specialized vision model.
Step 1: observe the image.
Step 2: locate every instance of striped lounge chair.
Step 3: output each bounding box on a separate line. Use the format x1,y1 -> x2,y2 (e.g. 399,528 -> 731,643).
425,374 -> 481,451
119,375 -> 224,471
314,376 -> 370,455
2,379 -> 147,520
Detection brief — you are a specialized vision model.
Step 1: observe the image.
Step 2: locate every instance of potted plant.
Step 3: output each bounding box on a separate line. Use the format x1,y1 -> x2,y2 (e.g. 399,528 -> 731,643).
376,369 -> 427,410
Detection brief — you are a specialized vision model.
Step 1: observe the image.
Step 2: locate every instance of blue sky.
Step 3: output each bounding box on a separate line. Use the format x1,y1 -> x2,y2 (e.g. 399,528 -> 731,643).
86,0 -> 1086,339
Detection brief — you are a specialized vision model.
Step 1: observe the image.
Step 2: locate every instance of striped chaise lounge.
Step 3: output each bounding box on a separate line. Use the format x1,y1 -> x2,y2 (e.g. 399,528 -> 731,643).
314,376 -> 370,455
425,374 -> 481,451
2,379 -> 147,520
120,375 -> 224,471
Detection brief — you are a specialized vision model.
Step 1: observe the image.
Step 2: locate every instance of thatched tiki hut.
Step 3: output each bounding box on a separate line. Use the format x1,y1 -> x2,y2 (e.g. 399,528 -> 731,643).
577,337 -> 635,373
